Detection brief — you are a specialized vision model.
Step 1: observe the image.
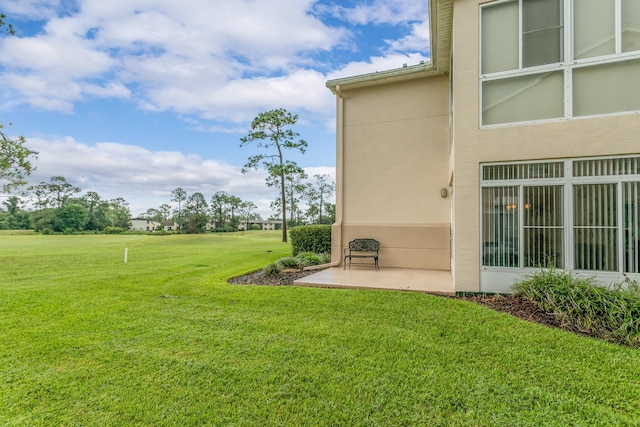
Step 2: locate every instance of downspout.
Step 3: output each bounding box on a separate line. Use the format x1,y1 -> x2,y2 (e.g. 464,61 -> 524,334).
304,84 -> 345,270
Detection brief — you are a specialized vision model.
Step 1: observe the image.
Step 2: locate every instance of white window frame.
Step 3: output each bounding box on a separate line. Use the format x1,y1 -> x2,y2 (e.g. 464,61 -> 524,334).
479,0 -> 640,128
480,155 -> 640,280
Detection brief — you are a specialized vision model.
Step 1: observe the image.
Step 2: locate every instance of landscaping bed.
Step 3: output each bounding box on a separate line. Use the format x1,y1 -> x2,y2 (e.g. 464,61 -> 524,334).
228,268 -> 318,286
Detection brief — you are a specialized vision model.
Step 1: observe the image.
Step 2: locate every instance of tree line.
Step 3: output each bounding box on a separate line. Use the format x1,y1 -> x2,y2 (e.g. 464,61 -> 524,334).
0,172 -> 335,233
0,176 -> 131,233
1,108 -> 335,233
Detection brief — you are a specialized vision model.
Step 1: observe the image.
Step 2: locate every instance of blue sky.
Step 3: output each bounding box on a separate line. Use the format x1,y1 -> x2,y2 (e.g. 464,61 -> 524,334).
0,0 -> 430,217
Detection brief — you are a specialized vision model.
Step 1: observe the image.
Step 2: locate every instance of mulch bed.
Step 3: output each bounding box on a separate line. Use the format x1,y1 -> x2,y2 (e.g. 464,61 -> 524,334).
228,268 -> 319,286
228,269 -> 599,341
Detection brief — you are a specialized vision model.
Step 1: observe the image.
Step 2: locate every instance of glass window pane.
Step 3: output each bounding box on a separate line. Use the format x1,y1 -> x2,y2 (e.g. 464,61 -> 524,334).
574,0 -> 615,59
623,182 -> 640,273
523,0 -> 564,67
523,186 -> 564,268
573,59 -> 640,117
482,187 -> 519,267
573,157 -> 640,177
483,71 -> 564,125
622,0 -> 640,53
482,1 -> 519,74
573,184 -> 618,271
483,162 -> 564,181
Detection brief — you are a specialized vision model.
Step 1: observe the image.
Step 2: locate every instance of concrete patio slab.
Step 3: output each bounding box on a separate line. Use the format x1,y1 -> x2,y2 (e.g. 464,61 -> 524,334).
294,267 -> 454,295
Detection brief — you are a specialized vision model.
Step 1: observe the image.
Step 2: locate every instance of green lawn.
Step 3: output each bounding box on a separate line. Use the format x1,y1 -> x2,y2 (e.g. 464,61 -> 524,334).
1,232 -> 639,426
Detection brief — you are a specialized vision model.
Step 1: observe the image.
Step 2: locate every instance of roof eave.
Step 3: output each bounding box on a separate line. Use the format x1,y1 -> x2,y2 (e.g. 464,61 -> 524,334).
325,0 -> 453,95
326,63 -> 445,94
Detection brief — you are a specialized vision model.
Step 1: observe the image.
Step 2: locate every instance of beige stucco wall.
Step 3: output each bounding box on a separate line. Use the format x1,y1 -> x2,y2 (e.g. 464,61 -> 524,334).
333,76 -> 452,270
451,0 -> 640,291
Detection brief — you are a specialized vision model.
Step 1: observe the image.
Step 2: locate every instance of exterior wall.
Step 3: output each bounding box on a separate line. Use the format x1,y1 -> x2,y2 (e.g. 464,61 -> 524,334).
239,220 -> 282,231
130,219 -> 160,231
451,0 -> 640,291
334,75 -> 451,270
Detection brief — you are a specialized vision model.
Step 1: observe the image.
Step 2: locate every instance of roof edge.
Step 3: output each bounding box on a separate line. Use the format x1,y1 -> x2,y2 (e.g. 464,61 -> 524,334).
325,63 -> 446,94
325,0 -> 452,94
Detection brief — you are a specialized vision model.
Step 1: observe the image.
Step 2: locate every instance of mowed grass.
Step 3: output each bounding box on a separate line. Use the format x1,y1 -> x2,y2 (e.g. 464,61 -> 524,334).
1,233 -> 639,426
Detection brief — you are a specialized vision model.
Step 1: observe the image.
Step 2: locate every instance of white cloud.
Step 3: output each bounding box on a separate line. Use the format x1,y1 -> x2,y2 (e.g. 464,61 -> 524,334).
27,136 -> 258,213
0,0 -> 430,131
386,20 -> 431,53
0,0 -> 63,20
0,0 -> 346,119
316,0 -> 428,26
304,166 -> 335,179
0,35 -> 113,76
25,136 -> 334,217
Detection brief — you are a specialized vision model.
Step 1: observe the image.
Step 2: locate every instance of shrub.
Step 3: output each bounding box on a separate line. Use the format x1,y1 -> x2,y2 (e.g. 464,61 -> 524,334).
263,262 -> 282,276
297,252 -> 330,267
290,225 -> 331,256
264,252 -> 331,276
213,227 -> 234,233
103,226 -> 125,234
277,256 -> 303,270
515,268 -> 640,347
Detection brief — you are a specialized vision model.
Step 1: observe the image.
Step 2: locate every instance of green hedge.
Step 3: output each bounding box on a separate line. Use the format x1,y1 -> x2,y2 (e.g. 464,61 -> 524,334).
289,225 -> 331,256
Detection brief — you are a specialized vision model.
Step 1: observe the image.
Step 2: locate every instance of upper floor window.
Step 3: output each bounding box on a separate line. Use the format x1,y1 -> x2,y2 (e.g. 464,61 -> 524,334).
482,0 -> 563,74
480,0 -> 640,126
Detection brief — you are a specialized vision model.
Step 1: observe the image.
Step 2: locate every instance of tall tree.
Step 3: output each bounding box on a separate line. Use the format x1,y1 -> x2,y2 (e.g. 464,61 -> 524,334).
185,192 -> 208,216
28,176 -> 81,209
170,187 -> 187,228
143,208 -> 163,223
210,190 -> 230,228
2,195 -> 20,216
266,162 -> 307,227
1,123 -> 38,193
0,195 -> 30,229
107,197 -> 132,229
227,195 -> 243,231
324,202 -> 336,224
158,204 -> 172,222
58,203 -> 88,232
184,192 -> 208,233
240,108 -> 307,242
310,174 -> 335,224
303,184 -> 320,224
81,191 -> 107,230
238,200 -> 258,229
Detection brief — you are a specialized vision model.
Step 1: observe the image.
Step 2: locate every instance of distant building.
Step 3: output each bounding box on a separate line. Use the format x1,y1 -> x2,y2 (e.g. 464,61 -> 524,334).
163,221 -> 178,231
130,218 -> 161,232
239,220 -> 282,231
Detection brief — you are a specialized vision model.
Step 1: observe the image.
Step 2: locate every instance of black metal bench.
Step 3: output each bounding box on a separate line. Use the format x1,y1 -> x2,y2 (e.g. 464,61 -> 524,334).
343,239 -> 380,270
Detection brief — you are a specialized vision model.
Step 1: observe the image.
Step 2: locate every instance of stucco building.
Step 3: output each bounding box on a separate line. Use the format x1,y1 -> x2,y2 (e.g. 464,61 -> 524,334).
326,0 -> 640,293
130,218 -> 161,232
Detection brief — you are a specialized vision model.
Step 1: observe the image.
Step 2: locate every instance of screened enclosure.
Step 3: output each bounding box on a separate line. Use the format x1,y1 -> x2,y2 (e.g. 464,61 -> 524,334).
481,157 -> 640,275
